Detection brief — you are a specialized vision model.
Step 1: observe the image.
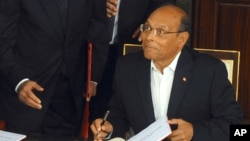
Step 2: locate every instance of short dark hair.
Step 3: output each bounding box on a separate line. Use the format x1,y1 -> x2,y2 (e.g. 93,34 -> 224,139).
179,14 -> 191,34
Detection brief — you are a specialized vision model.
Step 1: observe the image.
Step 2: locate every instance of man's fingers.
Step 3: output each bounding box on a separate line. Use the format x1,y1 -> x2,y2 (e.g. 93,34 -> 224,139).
25,81 -> 43,105
28,91 -> 42,104
107,9 -> 114,17
33,83 -> 44,92
168,118 -> 181,124
24,96 -> 42,109
107,0 -> 118,8
132,28 -> 141,38
18,80 -> 43,109
19,92 -> 42,109
106,7 -> 117,17
106,0 -> 118,17
91,119 -> 103,135
107,2 -> 116,10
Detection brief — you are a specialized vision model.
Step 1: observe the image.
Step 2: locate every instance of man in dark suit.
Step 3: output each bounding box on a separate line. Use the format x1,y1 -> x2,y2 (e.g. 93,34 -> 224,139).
90,4 -> 242,141
91,0 -> 175,121
0,0 -> 107,136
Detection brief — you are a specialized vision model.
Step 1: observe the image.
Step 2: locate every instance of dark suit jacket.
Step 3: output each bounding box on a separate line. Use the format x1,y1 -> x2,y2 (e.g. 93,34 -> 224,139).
108,46 -> 242,141
0,0 -> 106,132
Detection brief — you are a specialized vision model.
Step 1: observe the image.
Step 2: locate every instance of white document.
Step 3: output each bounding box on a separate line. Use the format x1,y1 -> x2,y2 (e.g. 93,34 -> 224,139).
0,130 -> 26,141
127,116 -> 171,141
108,137 -> 125,141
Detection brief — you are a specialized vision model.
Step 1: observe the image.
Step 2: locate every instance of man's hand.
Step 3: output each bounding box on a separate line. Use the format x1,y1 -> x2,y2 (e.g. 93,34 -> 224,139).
107,0 -> 118,17
17,80 -> 44,109
168,118 -> 193,141
132,27 -> 142,41
89,81 -> 97,97
106,0 -> 142,41
84,81 -> 97,101
91,118 -> 113,141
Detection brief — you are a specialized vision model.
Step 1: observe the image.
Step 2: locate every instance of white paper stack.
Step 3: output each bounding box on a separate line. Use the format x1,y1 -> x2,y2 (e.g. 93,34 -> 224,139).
0,130 -> 26,141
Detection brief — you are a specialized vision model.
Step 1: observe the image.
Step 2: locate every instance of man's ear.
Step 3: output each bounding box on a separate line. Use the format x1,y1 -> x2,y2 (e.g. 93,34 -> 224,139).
179,31 -> 189,46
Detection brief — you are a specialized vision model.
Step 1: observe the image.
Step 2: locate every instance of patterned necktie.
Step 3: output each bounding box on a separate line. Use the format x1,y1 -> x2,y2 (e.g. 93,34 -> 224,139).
56,0 -> 69,29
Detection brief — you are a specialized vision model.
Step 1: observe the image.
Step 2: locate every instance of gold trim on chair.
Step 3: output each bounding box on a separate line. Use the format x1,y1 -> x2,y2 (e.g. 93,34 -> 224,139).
194,48 -> 240,100
123,44 -> 143,56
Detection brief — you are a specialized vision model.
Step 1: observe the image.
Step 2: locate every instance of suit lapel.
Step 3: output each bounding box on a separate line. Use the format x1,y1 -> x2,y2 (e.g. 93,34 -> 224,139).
136,58 -> 155,123
136,48 -> 194,121
39,0 -> 64,38
167,47 -> 193,119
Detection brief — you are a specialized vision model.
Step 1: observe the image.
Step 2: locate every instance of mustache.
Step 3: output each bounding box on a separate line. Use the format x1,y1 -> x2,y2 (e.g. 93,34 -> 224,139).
143,42 -> 156,48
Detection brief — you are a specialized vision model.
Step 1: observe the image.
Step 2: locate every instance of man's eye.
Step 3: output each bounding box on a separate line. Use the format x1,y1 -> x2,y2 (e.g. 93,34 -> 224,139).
158,29 -> 167,34
145,26 -> 151,31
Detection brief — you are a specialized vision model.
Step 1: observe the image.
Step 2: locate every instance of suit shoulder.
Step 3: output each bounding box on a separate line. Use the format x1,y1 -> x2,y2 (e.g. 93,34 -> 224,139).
189,48 -> 224,66
117,51 -> 146,64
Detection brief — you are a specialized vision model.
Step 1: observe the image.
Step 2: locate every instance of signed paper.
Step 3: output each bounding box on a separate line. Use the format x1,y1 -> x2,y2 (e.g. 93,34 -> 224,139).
0,130 -> 26,141
108,137 -> 125,141
127,116 -> 171,141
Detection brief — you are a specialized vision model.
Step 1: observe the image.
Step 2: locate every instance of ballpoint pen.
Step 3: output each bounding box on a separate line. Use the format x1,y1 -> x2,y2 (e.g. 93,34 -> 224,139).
95,110 -> 110,137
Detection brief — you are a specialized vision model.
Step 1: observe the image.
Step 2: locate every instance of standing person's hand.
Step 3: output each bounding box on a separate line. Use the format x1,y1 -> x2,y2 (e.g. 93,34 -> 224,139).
17,80 -> 44,109
132,27 -> 142,41
89,81 -> 97,97
107,0 -> 118,17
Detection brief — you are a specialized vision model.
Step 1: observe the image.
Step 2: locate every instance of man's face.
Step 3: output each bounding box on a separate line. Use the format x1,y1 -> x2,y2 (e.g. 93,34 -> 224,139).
140,6 -> 188,66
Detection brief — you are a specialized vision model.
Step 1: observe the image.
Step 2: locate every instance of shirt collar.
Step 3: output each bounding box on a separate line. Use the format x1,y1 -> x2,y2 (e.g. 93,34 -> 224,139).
151,51 -> 181,73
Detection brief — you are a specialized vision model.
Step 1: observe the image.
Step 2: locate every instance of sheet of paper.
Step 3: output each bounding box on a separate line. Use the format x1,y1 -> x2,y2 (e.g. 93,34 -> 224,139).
108,137 -> 125,141
128,116 -> 171,141
0,130 -> 26,141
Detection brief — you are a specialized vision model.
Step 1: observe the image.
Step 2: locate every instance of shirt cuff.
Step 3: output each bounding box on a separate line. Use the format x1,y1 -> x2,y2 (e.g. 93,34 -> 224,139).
104,131 -> 113,140
15,78 -> 29,93
91,81 -> 98,86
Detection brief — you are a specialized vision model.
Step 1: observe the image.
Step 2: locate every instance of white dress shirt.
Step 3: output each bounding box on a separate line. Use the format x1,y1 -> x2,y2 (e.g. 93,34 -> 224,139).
109,0 -> 121,44
150,52 -> 181,120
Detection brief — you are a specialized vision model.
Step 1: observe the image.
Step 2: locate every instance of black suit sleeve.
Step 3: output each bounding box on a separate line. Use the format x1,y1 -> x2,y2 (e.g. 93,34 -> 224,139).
0,0 -> 32,89
88,0 -> 109,83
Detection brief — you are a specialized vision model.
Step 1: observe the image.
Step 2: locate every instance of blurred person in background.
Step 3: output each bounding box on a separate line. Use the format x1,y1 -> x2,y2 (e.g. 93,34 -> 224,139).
0,0 -> 107,136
